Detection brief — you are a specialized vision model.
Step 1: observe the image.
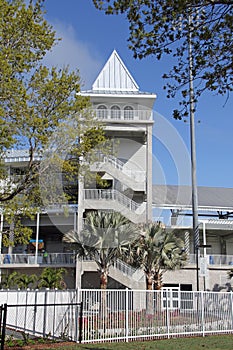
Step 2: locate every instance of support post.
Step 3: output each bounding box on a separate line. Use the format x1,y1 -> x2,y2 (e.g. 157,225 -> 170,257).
35,212 -> 40,264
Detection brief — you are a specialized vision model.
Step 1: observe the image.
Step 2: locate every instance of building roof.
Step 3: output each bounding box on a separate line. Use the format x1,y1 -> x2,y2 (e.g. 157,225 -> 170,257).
4,149 -> 41,163
92,50 -> 139,92
81,50 -> 156,99
152,185 -> 233,212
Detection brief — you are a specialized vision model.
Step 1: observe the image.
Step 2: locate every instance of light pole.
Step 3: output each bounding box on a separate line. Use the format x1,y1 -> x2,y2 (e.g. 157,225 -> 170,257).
188,11 -> 200,291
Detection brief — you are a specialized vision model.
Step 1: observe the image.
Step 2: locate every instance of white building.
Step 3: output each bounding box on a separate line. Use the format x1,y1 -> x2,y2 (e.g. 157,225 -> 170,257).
1,51 -> 233,292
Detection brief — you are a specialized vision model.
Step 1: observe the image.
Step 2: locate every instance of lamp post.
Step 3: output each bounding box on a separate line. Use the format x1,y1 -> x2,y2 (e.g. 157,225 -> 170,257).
187,11 -> 200,291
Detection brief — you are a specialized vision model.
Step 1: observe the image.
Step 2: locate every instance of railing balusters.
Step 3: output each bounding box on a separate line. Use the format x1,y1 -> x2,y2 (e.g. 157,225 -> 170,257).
93,108 -> 152,121
84,189 -> 142,212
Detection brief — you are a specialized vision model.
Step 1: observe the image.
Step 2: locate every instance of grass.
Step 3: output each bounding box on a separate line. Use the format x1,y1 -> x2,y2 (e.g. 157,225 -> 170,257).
39,335 -> 233,350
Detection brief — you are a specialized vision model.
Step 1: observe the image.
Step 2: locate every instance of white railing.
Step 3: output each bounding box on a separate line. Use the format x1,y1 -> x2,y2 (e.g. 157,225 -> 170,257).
95,154 -> 146,182
93,108 -> 153,121
112,259 -> 138,277
82,257 -> 142,282
188,254 -> 233,266
2,252 -> 233,268
41,203 -> 78,213
84,189 -> 142,212
2,289 -> 233,343
0,253 -> 76,266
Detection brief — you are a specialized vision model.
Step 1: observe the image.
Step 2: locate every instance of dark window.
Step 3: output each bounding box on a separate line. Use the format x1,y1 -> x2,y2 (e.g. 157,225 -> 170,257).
124,106 -> 134,120
97,105 -> 107,119
111,105 -> 121,119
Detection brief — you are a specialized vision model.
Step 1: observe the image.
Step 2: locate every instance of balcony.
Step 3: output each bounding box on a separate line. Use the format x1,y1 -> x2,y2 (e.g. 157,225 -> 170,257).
93,108 -> 153,122
188,254 -> 233,267
0,252 -> 76,267
1,252 -> 233,270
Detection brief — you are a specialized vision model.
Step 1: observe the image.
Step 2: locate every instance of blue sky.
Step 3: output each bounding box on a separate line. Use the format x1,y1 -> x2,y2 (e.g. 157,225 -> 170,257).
43,0 -> 233,189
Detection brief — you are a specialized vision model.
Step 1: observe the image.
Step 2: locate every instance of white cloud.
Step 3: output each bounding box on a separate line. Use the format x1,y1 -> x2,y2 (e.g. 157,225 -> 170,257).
44,20 -> 102,89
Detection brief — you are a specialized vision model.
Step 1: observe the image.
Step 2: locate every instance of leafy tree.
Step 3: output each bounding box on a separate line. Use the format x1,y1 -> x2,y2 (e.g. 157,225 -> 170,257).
63,211 -> 138,289
15,272 -> 37,289
0,0 -> 107,246
93,0 -> 233,119
127,223 -> 186,290
38,267 -> 67,289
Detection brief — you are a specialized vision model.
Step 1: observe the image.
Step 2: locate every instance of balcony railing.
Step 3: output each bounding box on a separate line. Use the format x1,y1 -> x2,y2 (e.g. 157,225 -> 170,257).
188,254 -> 233,267
93,108 -> 153,121
1,253 -> 233,268
84,189 -> 142,212
0,253 -> 76,266
94,154 -> 146,182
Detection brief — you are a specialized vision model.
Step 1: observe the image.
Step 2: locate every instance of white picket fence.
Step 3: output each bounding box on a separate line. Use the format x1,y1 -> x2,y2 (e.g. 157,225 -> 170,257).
1,288 -> 233,343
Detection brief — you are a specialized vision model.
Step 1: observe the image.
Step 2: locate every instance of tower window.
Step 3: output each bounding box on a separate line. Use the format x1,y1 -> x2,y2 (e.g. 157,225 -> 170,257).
111,105 -> 121,119
124,106 -> 134,120
97,105 -> 107,119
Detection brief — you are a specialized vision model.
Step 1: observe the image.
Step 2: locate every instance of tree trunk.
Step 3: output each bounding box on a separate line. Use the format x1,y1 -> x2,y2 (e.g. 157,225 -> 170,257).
154,271 -> 163,290
146,273 -> 154,291
146,273 -> 154,315
100,270 -> 108,289
100,269 -> 108,329
154,271 -> 163,315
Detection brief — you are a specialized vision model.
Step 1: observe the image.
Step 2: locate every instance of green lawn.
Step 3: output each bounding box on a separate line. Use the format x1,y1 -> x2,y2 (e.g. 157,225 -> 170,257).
43,335 -> 233,350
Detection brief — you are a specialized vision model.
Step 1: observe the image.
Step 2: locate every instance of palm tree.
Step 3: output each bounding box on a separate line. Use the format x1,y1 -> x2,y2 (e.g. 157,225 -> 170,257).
38,267 -> 67,289
63,211 -> 138,289
16,273 -> 37,289
128,223 -> 186,290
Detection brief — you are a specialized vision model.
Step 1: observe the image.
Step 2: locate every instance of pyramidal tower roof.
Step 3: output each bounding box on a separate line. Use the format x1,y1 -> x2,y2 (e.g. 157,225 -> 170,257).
92,50 -> 139,92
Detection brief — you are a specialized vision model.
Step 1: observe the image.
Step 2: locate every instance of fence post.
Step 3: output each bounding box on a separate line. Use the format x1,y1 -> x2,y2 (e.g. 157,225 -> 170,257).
78,301 -> 83,343
125,288 -> 129,342
1,304 -> 7,350
43,289 -> 48,338
33,289 -> 38,336
166,290 -> 170,339
201,291 -> 205,337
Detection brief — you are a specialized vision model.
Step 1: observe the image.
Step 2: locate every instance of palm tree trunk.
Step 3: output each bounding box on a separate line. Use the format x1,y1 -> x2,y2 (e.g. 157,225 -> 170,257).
146,273 -> 154,290
100,270 -> 108,289
154,271 -> 163,315
146,272 -> 154,315
154,271 -> 163,290
100,269 -> 108,331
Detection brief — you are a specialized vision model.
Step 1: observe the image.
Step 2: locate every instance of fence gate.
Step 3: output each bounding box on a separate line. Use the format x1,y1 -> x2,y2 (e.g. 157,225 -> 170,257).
0,301 -> 83,348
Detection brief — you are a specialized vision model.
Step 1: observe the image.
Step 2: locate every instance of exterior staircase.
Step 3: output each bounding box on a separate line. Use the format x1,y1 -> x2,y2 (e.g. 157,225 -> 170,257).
83,189 -> 146,224
76,258 -> 145,290
90,155 -> 145,191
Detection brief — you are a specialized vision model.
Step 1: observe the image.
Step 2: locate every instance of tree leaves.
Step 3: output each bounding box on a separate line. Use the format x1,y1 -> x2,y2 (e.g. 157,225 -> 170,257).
0,0 -> 107,247
93,0 -> 233,119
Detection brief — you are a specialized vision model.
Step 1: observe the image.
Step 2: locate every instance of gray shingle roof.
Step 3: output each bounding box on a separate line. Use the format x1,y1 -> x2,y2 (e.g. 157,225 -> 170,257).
152,185 -> 233,211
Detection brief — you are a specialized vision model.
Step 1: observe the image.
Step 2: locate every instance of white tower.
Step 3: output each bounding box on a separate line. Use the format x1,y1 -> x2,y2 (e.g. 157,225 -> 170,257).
79,50 -> 156,228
